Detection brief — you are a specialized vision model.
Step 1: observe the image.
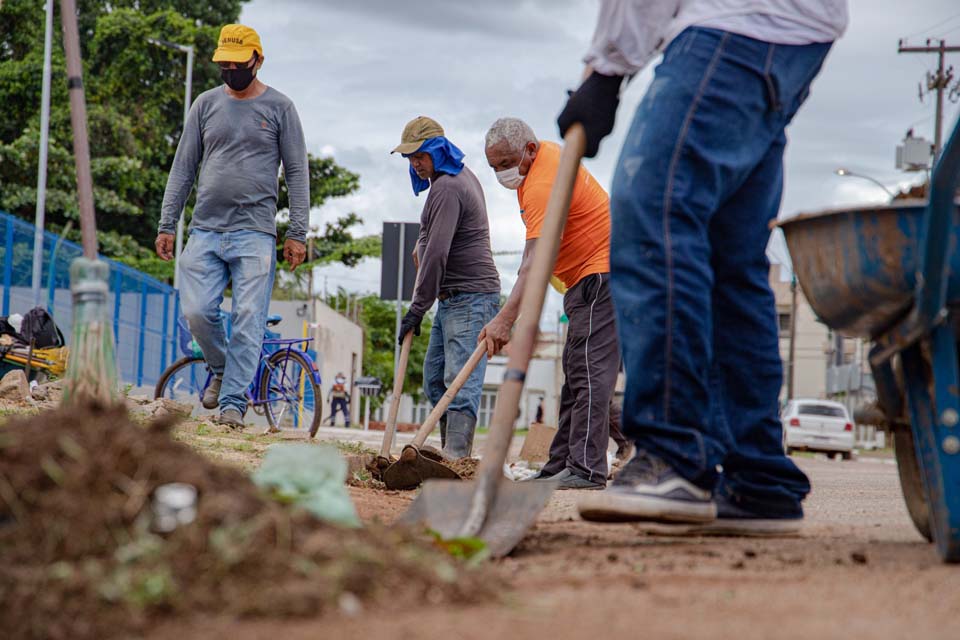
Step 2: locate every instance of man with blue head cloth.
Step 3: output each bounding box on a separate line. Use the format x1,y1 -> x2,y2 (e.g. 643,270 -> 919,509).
392,116 -> 501,458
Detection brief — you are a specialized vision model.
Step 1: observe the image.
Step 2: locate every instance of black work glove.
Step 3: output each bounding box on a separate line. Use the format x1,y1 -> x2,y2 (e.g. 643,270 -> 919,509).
398,310 -> 422,346
557,71 -> 624,158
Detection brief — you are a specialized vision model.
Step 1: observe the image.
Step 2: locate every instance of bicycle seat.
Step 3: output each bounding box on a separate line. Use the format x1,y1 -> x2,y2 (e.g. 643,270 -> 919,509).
266,314 -> 282,327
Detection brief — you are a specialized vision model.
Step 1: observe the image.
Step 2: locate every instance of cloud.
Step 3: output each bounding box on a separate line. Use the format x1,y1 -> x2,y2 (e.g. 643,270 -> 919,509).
244,0 -> 960,326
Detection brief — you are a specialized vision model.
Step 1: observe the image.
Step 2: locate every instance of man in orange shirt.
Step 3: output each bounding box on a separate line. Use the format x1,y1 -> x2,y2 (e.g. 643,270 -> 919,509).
481,117 -> 619,490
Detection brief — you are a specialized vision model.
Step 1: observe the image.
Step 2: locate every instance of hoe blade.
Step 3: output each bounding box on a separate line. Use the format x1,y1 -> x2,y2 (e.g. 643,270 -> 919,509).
400,478 -> 556,558
382,445 -> 461,491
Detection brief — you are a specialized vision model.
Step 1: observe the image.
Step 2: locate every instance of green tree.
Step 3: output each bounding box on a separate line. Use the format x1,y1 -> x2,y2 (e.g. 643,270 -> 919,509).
0,0 -> 370,283
325,292 -> 432,410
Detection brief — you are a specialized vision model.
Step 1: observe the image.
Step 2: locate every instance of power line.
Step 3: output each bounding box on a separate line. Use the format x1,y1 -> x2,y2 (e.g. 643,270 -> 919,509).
903,10 -> 960,41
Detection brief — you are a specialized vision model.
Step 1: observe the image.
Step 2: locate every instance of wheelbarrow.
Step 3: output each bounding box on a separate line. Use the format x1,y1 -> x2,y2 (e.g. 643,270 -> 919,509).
778,112 -> 960,562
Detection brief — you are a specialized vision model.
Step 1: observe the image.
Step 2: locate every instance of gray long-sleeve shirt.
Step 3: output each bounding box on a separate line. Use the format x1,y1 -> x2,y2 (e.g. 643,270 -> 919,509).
410,167 -> 501,317
159,85 -> 310,242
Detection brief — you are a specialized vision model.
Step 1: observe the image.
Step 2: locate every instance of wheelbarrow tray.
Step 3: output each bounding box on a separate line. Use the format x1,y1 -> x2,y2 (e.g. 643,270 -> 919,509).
778,199 -> 960,339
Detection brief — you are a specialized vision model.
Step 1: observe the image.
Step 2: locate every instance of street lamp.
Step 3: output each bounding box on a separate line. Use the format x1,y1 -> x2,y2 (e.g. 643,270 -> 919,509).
834,168 -> 895,198
148,38 -> 194,290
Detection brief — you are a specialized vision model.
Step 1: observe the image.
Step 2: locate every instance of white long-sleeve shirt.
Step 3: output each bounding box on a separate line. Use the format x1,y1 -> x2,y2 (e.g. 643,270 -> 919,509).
584,0 -> 849,77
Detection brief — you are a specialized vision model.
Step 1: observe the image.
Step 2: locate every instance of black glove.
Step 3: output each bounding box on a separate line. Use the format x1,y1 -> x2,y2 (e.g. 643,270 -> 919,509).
557,71 -> 624,158
398,310 -> 422,345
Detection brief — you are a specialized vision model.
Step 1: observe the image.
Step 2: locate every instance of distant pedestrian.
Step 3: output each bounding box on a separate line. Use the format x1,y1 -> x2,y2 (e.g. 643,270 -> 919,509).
393,116 -> 501,458
156,24 -> 308,428
327,372 -> 351,427
535,396 -> 545,424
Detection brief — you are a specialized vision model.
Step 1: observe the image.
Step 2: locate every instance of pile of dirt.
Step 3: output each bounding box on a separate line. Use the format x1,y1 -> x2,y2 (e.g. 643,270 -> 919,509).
448,457 -> 480,479
0,404 -> 497,640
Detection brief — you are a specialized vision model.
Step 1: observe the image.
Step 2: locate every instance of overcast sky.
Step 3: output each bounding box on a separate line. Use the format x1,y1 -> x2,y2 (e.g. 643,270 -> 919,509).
241,0 -> 960,325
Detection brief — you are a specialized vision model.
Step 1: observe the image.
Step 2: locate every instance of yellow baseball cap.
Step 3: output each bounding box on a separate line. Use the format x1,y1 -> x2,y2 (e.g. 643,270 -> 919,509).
212,24 -> 263,63
392,116 -> 445,154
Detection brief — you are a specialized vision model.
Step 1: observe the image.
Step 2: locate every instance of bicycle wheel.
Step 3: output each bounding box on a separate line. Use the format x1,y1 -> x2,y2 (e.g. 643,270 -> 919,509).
258,350 -> 322,436
154,356 -> 211,414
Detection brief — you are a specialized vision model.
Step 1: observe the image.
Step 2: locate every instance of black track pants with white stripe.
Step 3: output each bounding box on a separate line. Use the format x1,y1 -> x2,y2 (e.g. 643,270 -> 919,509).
543,272 -> 620,484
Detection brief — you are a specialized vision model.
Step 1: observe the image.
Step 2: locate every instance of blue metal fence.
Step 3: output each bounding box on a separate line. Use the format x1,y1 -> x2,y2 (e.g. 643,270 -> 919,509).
0,210 -> 178,388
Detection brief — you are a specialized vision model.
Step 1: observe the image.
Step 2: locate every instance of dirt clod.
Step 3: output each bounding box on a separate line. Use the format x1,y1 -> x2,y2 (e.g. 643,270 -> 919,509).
851,551 -> 868,565
0,404 -> 496,640
446,456 -> 480,478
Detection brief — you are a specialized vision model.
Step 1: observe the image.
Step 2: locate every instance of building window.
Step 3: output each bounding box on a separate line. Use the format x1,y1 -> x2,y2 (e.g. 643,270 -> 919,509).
477,389 -> 498,428
778,312 -> 791,336
411,396 -> 430,424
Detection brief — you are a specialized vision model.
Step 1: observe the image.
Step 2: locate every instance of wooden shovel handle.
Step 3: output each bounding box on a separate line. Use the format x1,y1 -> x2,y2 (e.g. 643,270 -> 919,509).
380,331 -> 413,458
457,124 -> 587,538
410,342 -> 487,448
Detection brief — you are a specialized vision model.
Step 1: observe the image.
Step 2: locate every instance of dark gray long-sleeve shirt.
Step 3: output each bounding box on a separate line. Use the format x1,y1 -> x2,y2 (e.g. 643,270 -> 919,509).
159,85 -> 310,242
410,167 -> 501,317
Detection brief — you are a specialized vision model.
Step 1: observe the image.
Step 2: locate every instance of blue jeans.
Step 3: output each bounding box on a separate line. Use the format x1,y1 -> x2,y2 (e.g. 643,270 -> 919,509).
179,229 -> 276,414
423,292 -> 500,419
609,28 -> 831,514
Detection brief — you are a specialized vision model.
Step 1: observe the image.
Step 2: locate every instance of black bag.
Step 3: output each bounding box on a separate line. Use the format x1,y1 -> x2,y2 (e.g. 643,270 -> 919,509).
19,307 -> 65,348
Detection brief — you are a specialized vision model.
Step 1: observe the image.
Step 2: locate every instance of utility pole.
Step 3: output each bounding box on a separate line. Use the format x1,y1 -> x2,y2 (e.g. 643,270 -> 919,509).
898,38 -> 960,161
787,276 -> 798,400
307,237 -> 314,326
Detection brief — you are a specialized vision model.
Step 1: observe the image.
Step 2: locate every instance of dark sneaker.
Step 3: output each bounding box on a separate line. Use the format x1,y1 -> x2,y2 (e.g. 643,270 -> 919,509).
557,471 -> 606,491
689,495 -> 803,537
215,408 -> 244,430
578,451 -> 716,524
202,376 -> 222,410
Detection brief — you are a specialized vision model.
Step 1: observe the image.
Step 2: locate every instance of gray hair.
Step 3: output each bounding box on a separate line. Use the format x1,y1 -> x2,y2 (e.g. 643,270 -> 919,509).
485,117 -> 537,154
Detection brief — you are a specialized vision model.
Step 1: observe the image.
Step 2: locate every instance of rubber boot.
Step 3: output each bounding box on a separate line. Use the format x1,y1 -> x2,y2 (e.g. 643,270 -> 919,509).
443,410 -> 476,459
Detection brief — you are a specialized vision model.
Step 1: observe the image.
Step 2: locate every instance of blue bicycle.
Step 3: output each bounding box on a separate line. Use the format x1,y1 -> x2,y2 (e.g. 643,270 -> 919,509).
154,314 -> 324,436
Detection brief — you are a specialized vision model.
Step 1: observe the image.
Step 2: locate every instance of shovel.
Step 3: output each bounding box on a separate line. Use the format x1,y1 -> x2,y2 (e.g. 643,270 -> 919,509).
373,332 -> 413,475
399,125 -> 587,557
383,342 -> 487,490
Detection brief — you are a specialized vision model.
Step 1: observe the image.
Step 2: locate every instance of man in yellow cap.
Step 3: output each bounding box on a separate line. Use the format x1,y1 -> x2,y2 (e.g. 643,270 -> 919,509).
392,117 -> 501,459
156,24 -> 309,429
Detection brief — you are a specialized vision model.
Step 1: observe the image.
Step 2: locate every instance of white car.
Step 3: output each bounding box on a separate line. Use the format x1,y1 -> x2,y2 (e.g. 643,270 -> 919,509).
782,399 -> 855,459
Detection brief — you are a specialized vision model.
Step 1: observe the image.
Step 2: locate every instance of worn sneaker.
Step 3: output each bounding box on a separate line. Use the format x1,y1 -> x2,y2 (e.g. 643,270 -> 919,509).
202,376 -> 222,410
215,407 -> 245,430
578,451 -> 716,524
689,495 -> 803,537
557,470 -> 606,491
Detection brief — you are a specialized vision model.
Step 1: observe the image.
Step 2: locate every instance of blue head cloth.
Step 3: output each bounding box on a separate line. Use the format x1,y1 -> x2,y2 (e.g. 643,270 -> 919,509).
403,136 -> 465,196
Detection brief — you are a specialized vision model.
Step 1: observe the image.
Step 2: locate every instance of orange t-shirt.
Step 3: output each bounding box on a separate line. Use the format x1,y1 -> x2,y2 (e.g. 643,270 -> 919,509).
518,141 -> 610,289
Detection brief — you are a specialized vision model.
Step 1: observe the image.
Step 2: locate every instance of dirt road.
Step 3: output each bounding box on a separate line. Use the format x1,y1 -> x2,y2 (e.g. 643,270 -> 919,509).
152,454 -> 960,640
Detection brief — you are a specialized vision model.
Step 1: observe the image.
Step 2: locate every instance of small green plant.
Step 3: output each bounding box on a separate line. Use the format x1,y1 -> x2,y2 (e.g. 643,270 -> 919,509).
427,530 -> 490,566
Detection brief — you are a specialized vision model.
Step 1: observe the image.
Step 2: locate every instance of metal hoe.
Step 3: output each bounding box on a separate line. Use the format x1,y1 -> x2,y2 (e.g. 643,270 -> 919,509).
400,125 -> 587,557
382,342 -> 487,490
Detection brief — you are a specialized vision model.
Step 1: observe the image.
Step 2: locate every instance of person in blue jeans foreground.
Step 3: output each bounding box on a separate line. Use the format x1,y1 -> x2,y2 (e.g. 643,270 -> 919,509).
156,24 -> 309,428
560,1 -> 848,534
392,116 -> 501,458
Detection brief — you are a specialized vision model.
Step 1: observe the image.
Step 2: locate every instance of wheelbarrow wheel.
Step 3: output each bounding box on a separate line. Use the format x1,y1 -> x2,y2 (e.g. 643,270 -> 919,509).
893,428 -> 933,542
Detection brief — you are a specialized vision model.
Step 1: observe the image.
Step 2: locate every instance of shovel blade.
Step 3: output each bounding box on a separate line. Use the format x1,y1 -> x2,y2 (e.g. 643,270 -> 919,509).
382,446 -> 461,490
399,478 -> 556,558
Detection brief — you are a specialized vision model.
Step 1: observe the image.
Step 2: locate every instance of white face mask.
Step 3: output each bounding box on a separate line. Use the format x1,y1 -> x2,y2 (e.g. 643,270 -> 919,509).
495,148 -> 527,190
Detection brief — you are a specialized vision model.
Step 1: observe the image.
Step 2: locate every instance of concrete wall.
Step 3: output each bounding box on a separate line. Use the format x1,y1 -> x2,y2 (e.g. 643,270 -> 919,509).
310,299 -> 364,426
770,264 -> 829,401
